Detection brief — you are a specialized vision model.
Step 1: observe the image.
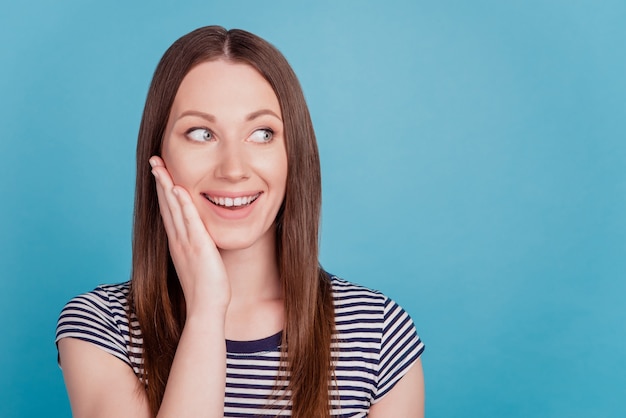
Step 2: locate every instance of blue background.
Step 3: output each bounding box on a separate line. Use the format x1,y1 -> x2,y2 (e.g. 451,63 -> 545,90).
1,1 -> 624,417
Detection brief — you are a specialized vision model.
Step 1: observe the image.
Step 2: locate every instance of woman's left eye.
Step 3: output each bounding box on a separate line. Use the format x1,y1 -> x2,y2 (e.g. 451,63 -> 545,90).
249,129 -> 274,143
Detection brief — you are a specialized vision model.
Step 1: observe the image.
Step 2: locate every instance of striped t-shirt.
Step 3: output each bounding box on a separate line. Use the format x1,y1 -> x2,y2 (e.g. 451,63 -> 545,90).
56,276 -> 424,417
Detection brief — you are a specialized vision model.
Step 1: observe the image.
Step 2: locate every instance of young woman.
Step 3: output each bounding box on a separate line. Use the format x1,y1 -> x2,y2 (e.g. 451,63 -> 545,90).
56,26 -> 425,417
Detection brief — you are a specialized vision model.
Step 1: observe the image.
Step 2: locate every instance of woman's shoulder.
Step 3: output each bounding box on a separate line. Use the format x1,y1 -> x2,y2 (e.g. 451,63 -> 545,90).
56,282 -> 130,346
56,281 -> 132,329
330,274 -> 384,296
328,273 -> 425,401
55,281 -> 136,368
329,274 -> 391,308
328,273 -> 424,349
329,274 -> 415,331
59,281 -> 132,315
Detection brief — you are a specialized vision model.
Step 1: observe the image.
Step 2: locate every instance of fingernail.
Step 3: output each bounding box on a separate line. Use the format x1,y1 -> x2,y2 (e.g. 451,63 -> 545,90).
151,169 -> 159,179
149,158 -> 157,168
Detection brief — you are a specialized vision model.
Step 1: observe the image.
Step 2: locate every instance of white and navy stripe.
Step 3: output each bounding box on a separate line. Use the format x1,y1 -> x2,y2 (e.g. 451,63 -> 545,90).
56,276 -> 424,417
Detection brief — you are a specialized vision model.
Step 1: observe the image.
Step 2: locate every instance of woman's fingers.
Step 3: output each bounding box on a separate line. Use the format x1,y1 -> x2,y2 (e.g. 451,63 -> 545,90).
150,156 -> 215,251
172,185 -> 215,250
150,158 -> 188,243
152,169 -> 176,238
149,156 -> 231,312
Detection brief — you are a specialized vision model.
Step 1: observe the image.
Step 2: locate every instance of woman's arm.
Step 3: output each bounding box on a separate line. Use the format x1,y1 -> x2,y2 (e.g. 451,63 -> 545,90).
59,310 -> 226,418
59,338 -> 151,418
150,156 -> 230,416
60,157 -> 230,418
368,359 -> 425,418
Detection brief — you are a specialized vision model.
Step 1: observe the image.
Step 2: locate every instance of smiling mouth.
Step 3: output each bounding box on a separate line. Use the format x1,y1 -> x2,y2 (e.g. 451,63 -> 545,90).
202,192 -> 262,209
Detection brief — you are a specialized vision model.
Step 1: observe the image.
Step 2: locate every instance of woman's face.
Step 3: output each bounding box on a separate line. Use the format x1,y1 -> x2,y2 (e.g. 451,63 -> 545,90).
161,60 -> 287,252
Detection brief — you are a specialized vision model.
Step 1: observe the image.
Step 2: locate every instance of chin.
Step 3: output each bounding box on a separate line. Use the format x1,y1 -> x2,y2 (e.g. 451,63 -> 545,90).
213,238 -> 256,252
210,229 -> 275,253
204,219 -> 277,253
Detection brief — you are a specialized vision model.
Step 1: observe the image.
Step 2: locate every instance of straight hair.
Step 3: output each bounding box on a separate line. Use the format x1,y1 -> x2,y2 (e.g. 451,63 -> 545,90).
129,26 -> 335,417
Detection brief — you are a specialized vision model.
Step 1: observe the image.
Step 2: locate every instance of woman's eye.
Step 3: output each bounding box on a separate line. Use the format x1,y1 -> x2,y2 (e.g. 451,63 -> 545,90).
186,128 -> 213,142
249,128 -> 274,143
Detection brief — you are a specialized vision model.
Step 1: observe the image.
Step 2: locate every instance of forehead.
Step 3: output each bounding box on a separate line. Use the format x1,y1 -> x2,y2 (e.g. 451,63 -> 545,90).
171,60 -> 282,119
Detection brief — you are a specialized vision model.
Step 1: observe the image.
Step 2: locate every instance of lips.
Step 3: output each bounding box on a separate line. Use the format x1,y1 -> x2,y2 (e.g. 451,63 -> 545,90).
201,192 -> 262,209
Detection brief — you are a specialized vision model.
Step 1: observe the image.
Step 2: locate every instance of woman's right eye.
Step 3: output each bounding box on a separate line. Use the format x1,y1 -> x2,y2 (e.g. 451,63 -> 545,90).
186,128 -> 213,142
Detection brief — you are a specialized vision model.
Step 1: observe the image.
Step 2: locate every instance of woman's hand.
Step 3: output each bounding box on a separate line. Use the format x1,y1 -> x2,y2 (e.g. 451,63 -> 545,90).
150,156 -> 231,316
150,156 -> 230,416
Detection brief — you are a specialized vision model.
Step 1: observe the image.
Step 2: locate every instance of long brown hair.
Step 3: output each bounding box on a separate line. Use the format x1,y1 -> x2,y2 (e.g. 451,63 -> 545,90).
129,26 -> 335,417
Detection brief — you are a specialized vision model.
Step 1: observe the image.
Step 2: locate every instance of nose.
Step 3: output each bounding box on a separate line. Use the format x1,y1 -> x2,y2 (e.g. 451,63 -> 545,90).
214,141 -> 249,181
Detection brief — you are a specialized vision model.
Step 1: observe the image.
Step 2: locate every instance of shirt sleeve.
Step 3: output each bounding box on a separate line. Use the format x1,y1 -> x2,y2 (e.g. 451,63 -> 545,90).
55,286 -> 132,368
372,297 -> 425,402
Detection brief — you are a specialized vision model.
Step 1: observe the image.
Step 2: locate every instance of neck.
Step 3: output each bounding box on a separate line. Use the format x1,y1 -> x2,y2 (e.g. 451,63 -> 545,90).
218,228 -> 282,304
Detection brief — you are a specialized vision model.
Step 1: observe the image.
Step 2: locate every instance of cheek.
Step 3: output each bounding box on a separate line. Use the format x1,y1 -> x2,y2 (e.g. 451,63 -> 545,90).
261,152 -> 288,191
161,149 -> 181,184
161,140 -> 202,187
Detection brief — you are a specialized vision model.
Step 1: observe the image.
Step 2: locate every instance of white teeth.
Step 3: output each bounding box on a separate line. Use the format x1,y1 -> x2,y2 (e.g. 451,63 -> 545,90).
205,193 -> 260,208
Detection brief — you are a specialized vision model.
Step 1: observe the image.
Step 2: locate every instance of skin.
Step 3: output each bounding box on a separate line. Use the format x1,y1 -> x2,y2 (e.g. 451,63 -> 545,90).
58,60 -> 424,417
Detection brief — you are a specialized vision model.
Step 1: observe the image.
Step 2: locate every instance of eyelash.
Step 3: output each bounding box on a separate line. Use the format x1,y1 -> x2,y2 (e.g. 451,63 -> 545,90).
184,127 -> 275,143
185,127 -> 213,142
250,128 -> 274,143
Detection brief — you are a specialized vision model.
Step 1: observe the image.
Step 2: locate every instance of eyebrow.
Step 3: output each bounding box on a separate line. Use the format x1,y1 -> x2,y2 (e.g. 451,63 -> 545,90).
178,110 -> 215,122
177,109 -> 282,122
246,109 -> 282,121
